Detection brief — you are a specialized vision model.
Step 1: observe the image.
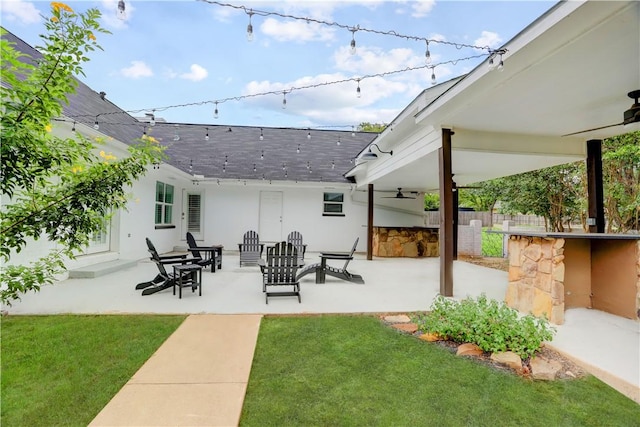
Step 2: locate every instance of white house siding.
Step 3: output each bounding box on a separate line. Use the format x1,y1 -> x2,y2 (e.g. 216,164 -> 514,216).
5,162 -> 425,273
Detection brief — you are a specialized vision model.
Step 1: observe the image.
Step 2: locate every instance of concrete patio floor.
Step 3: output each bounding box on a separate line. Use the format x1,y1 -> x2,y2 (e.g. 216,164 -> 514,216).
5,252 -> 639,405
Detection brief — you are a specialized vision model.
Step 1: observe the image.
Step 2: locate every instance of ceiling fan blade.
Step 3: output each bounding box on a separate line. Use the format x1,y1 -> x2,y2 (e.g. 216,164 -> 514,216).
562,122 -> 624,137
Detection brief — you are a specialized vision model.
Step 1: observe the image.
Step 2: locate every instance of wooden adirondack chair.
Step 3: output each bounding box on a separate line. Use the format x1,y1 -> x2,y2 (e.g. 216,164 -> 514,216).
296,237 -> 364,284
238,230 -> 264,267
286,231 -> 307,266
260,241 -> 301,303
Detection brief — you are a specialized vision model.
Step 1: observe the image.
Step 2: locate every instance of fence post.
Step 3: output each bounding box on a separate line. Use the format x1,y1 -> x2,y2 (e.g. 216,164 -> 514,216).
469,220 -> 482,256
502,220 -> 513,258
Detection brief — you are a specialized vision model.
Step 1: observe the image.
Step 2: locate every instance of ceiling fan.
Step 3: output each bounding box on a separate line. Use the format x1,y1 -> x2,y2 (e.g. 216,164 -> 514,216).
563,89 -> 640,137
381,188 -> 418,199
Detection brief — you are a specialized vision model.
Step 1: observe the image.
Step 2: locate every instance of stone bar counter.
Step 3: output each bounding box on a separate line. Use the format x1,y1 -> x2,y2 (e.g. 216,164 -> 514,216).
498,231 -> 640,325
372,226 -> 439,257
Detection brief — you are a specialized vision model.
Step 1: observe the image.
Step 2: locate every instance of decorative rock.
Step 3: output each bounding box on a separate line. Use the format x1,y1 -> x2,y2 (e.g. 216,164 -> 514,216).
456,343 -> 484,357
384,315 -> 411,323
490,351 -> 523,373
530,356 -> 562,380
419,333 -> 441,342
391,323 -> 418,334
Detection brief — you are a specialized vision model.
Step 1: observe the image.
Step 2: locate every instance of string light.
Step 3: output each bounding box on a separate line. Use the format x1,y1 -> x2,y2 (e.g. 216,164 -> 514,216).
72,121 -> 76,132
497,52 -> 505,72
259,128 -> 264,141
307,131 -> 311,140
351,126 -> 356,137
425,40 -> 432,64
93,116 -> 99,130
246,9 -> 254,42
173,124 -> 180,141
70,54 -> 486,121
331,160 -> 335,169
260,150 -> 264,160
214,102 -> 219,119
337,136 -> 341,146
282,91 -> 287,109
253,163 -> 256,172
296,144 -> 300,154
117,0 -> 126,20
205,127 -> 210,141
147,111 -> 155,126
189,159 -> 193,172
430,66 -> 437,86
356,79 -> 361,98
201,1 -> 495,52
349,26 -> 358,55
142,126 -> 147,138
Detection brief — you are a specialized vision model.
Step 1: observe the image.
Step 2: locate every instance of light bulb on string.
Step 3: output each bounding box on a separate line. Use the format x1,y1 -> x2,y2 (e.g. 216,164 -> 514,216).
253,164 -> 257,172
260,150 -> 264,160
259,128 -> 264,141
246,9 -> 254,42
425,40 -> 432,64
142,126 -> 147,138
430,67 -> 437,86
349,27 -> 358,55
173,124 -> 180,141
147,111 -> 155,126
351,126 -> 356,137
214,102 -> 219,119
72,121 -> 76,132
93,117 -> 99,130
205,127 -> 210,141
224,155 -> 228,166
296,144 -> 300,154
282,91 -> 287,109
117,0 -> 126,20
356,79 -> 361,98
497,53 -> 504,72
307,131 -> 311,140
331,160 -> 335,169
337,136 -> 341,146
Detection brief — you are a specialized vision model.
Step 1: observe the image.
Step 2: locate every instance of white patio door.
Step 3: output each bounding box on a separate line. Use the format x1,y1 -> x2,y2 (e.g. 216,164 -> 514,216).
183,190 -> 203,240
259,191 -> 282,243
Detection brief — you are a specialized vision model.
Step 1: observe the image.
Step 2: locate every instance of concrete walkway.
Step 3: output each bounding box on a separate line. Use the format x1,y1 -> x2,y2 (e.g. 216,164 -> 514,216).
89,314 -> 262,427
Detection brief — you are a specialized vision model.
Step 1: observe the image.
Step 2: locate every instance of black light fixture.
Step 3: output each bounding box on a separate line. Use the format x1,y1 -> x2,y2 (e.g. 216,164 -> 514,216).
360,143 -> 393,161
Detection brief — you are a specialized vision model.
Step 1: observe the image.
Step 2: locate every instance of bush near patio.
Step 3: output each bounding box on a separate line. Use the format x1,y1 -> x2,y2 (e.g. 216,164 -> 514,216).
413,294 -> 555,361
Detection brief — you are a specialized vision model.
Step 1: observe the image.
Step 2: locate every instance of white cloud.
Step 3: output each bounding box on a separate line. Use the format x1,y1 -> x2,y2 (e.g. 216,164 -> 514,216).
180,64 -> 208,82
334,45 -> 423,75
1,0 -> 41,24
260,18 -> 336,43
474,31 -> 503,50
411,0 -> 436,18
120,61 -> 153,79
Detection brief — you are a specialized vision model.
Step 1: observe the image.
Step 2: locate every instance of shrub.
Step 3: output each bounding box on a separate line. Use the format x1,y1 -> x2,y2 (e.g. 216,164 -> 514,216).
413,294 -> 555,361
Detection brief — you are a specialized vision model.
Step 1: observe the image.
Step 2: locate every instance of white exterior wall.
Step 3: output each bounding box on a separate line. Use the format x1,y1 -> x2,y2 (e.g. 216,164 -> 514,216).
6,162 -> 426,271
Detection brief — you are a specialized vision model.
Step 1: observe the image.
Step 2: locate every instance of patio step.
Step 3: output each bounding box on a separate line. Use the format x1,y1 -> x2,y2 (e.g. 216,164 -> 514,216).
68,259 -> 138,279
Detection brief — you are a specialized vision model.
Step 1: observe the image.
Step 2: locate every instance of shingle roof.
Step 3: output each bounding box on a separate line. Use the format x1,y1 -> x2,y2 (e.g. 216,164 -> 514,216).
3,30 -> 378,184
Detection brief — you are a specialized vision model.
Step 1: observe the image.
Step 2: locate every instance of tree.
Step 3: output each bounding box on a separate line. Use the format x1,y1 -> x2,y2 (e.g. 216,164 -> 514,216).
602,131 -> 640,232
358,122 -> 387,133
0,3 -> 164,306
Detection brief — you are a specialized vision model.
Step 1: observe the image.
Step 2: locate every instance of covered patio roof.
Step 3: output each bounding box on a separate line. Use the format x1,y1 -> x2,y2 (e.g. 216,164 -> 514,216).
348,0 -> 640,192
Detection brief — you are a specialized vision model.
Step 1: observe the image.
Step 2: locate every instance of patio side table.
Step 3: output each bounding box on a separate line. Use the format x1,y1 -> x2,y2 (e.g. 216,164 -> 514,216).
173,264 -> 202,298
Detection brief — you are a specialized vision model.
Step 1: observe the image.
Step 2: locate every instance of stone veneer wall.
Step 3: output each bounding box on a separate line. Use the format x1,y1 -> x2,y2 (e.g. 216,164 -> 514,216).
505,236 -> 567,325
373,227 -> 439,257
506,236 -> 640,325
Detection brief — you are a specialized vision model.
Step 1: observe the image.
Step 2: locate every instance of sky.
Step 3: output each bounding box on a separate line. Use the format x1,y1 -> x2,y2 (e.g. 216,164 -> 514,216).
1,0 -> 555,129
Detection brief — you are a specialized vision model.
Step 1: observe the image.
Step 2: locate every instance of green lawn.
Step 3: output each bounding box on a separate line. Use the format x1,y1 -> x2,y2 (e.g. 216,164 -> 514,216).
3,315 -> 639,427
1,315 -> 186,426
240,315 -> 640,426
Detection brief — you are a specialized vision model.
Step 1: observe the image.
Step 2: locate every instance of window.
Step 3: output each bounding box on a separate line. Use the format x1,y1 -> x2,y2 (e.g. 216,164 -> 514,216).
155,181 -> 174,227
323,192 -> 344,216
